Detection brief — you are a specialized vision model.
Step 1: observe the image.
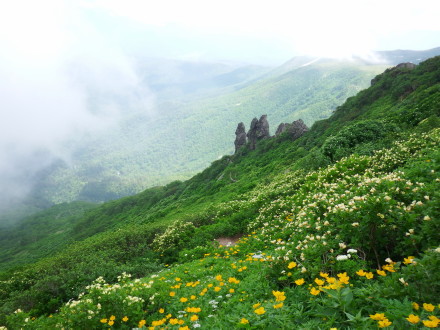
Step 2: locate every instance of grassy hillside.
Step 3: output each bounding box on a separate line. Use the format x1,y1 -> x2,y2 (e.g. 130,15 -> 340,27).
0,201 -> 97,271
1,56 -> 440,329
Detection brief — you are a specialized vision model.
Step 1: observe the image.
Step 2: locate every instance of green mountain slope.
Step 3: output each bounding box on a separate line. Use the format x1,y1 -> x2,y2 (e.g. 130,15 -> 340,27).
34,60 -> 387,205
0,201 -> 97,271
1,56 -> 439,328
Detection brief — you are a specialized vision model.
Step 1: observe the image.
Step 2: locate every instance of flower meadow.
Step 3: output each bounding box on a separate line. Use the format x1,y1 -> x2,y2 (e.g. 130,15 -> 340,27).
5,128 -> 439,329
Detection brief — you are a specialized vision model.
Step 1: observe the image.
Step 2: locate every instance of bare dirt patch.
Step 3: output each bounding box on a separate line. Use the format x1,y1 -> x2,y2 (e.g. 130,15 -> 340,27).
215,234 -> 243,247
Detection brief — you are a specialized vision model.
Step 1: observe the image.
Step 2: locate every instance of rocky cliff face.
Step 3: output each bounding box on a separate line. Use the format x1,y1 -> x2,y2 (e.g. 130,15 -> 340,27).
247,115 -> 270,150
234,122 -> 247,153
275,119 -> 309,140
234,116 -> 308,153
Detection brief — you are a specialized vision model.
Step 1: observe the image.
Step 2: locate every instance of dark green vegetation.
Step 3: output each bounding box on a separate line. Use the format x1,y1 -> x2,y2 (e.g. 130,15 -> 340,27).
1,56 -> 440,329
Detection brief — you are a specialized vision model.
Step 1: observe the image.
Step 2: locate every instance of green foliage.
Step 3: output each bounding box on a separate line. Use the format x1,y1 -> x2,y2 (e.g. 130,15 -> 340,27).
322,120 -> 397,161
1,56 -> 440,328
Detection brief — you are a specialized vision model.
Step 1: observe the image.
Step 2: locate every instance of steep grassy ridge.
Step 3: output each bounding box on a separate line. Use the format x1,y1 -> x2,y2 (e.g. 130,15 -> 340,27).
1,56 -> 440,328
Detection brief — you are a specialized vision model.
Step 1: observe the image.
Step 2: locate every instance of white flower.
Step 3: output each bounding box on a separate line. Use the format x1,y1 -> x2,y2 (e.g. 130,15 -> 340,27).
339,242 -> 346,249
351,222 -> 360,227
336,255 -> 349,261
347,249 -> 357,254
385,258 -> 393,263
193,323 -> 201,328
424,215 -> 431,221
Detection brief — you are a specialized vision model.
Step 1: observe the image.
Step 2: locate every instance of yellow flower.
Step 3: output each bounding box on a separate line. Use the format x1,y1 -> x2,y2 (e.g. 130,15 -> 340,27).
272,290 -> 286,302
406,314 -> 420,324
412,302 -> 419,310
180,297 -> 188,302
377,270 -> 386,276
228,277 -> 240,284
152,319 -> 166,326
159,308 -> 165,313
310,287 -> 320,296
320,272 -> 329,278
100,318 -> 108,324
295,278 -> 305,285
337,273 -> 350,284
365,272 -> 374,279
253,303 -> 261,309
314,278 -> 325,286
175,277 -> 181,281
108,320 -> 114,326
214,286 -> 221,292
382,264 -> 396,272
240,318 -> 249,324
273,302 -> 283,309
423,303 -> 435,312
215,275 -> 223,281
169,318 -> 179,325
422,319 -> 439,328
109,315 -> 116,321
254,307 -> 266,315
403,256 -> 415,265
378,318 -> 392,328
170,291 -> 176,297
288,261 -> 297,269
190,295 -> 196,300
190,315 -> 198,322
229,288 -> 235,293
356,269 -> 366,276
179,326 -> 190,330
138,320 -> 147,327
122,316 -> 129,322
370,313 -> 386,321
326,277 -> 336,284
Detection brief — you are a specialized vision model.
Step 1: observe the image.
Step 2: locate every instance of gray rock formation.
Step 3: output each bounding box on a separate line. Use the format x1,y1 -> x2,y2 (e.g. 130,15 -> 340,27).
275,119 -> 309,140
275,123 -> 288,136
288,119 -> 309,140
396,62 -> 416,70
247,115 -> 270,150
234,122 -> 247,153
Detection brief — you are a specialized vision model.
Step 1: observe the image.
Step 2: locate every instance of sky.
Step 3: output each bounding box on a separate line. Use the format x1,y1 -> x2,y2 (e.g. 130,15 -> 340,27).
0,0 -> 439,211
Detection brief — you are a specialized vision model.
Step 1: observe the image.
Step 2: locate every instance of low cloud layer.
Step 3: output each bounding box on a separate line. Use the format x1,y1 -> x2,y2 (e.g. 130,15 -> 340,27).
0,1 -> 155,211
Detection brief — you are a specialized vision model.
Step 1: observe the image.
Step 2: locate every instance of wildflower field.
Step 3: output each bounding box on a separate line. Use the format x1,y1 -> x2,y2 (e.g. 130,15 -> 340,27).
1,58 -> 439,329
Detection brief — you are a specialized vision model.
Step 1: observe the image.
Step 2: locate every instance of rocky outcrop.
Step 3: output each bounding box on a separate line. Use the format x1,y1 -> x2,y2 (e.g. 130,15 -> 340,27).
234,122 -> 247,153
247,115 -> 270,150
275,119 -> 309,140
396,62 -> 416,70
371,62 -> 417,86
275,123 -> 289,136
234,115 -> 308,153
